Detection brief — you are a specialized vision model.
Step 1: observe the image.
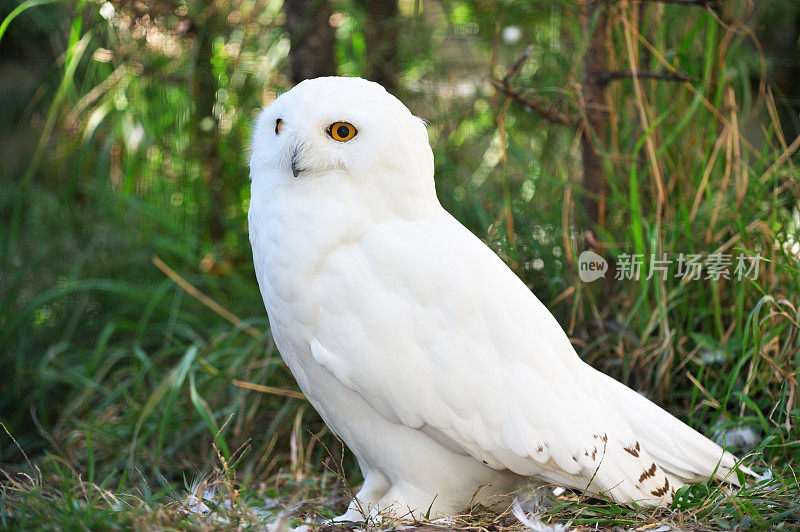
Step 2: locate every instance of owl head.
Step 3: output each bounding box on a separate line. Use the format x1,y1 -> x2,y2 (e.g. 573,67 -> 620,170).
250,77 -> 435,203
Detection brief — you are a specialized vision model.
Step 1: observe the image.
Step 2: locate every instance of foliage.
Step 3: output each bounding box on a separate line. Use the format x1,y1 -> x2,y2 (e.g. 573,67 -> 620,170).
1,0 -> 799,529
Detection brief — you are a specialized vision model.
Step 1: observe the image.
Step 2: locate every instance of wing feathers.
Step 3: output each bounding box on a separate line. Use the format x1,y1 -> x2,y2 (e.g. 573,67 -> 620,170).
306,213 -> 745,506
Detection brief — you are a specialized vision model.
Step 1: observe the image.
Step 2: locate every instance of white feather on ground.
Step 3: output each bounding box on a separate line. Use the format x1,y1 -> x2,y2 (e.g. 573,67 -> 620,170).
512,500 -> 570,532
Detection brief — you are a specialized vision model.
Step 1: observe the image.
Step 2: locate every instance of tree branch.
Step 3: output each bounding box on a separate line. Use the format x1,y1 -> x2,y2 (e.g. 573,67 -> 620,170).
490,81 -> 577,126
492,46 -> 578,127
503,45 -> 533,85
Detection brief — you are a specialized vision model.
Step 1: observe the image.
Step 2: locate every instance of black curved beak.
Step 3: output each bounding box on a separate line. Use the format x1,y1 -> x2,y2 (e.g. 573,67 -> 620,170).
291,148 -> 301,177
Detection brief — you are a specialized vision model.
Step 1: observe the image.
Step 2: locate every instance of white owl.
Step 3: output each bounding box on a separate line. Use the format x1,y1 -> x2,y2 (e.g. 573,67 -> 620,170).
248,77 -> 749,521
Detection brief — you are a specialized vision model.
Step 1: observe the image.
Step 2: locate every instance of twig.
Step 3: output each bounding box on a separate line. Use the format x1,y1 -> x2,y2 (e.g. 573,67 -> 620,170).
685,370 -> 721,409
503,45 -> 532,84
491,46 -> 578,127
759,132 -> 800,184
232,379 -> 306,400
491,80 -> 577,126
1,422 -> 33,473
152,255 -> 263,339
598,69 -> 697,85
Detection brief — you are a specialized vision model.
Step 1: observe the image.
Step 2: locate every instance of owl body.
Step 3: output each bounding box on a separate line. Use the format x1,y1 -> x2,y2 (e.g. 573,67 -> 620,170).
249,164 -> 522,518
248,77 -> 748,520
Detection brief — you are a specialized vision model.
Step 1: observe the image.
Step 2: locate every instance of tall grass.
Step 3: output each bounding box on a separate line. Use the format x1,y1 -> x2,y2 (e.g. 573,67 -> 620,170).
1,0 -> 799,528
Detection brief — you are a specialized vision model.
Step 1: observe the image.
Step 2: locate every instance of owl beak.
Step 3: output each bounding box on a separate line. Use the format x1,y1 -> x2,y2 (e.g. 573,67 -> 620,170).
290,147 -> 302,177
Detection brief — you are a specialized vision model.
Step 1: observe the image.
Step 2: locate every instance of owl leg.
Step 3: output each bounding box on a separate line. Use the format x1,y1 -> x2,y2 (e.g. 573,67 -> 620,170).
333,466 -> 390,522
371,482 -> 458,521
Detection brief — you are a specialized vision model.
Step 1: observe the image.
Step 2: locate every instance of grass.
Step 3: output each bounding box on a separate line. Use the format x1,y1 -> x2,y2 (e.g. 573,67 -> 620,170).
2,430 -> 799,530
1,0 -> 800,529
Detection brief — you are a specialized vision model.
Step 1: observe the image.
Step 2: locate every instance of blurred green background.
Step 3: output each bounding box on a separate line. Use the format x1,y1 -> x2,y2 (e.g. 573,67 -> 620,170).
1,0 -> 799,527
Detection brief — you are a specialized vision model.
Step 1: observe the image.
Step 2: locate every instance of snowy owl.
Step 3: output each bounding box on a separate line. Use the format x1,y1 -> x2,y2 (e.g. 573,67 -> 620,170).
248,77 -> 748,521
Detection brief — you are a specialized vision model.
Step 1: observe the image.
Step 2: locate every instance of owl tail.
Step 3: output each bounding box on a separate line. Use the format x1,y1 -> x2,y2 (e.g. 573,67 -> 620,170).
594,368 -> 757,486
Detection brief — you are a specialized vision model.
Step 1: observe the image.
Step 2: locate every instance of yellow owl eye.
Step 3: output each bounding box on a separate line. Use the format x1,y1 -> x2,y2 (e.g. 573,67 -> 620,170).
328,122 -> 357,142
275,118 -> 283,135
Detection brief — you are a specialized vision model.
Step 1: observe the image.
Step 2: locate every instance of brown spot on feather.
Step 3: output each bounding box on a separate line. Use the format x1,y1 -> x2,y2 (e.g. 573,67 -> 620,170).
623,444 -> 640,457
639,463 -> 657,483
650,477 -> 670,497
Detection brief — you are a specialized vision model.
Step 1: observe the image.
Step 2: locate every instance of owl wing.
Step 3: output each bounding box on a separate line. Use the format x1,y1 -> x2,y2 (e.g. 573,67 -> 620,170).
308,211 -> 739,504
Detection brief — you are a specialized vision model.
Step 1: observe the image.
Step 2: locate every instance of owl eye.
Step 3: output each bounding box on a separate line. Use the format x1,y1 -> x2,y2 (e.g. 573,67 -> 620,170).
275,118 -> 283,135
328,122 -> 357,142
